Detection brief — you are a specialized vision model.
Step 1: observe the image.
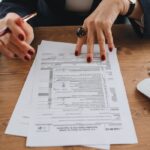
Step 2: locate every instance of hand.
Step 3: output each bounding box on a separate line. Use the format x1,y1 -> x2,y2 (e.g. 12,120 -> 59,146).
0,13 -> 35,61
75,0 -> 130,63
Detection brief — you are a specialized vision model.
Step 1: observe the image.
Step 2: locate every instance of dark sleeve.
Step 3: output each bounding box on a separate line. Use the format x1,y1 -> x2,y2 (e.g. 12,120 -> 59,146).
129,0 -> 150,38
140,0 -> 150,37
0,0 -> 37,25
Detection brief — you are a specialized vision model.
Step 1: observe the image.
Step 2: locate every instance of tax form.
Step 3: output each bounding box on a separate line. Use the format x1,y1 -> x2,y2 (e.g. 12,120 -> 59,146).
26,41 -> 137,147
5,41 -> 110,149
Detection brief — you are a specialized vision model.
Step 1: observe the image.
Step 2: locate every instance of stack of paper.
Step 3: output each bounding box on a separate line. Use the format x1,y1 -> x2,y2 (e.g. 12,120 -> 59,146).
5,41 -> 138,150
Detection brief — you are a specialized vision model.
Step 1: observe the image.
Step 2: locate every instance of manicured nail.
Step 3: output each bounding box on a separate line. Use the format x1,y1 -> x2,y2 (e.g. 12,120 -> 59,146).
28,50 -> 34,55
101,55 -> 106,61
18,34 -> 24,41
24,55 -> 30,61
87,56 -> 92,63
109,48 -> 113,52
75,50 -> 79,56
15,18 -> 24,26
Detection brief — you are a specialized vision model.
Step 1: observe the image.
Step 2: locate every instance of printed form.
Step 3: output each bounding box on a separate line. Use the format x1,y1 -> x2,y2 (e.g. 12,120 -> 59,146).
5,41 -> 109,149
26,41 -> 137,147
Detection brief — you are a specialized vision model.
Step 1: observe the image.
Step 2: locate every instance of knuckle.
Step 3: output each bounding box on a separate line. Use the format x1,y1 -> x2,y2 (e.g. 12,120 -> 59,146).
94,19 -> 101,27
95,19 -> 111,29
87,37 -> 93,44
98,38 -> 105,44
95,20 -> 107,30
84,19 -> 94,27
105,32 -> 111,40
6,13 -> 20,25
107,30 -> 112,36
108,41 -> 113,46
6,17 -> 13,25
103,20 -> 111,28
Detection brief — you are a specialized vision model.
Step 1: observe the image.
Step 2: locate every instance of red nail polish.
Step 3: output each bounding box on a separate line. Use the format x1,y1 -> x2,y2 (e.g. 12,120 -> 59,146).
101,55 -> 106,61
24,55 -> 30,61
15,18 -> 24,26
87,56 -> 92,63
28,50 -> 34,55
18,34 -> 24,41
75,51 -> 79,56
109,48 -> 113,52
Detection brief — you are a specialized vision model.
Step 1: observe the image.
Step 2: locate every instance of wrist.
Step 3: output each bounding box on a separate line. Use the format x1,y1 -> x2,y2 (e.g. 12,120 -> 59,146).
117,0 -> 130,15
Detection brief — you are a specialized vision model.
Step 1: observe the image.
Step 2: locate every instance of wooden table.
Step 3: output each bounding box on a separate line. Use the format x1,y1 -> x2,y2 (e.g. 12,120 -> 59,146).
0,25 -> 150,150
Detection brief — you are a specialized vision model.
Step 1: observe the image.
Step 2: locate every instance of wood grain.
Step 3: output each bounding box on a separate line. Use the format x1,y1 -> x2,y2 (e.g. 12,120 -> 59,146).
0,25 -> 150,150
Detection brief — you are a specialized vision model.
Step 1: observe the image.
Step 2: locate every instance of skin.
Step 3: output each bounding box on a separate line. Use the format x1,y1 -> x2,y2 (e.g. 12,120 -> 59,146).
75,0 -> 143,62
0,13 -> 35,61
0,0 -> 143,62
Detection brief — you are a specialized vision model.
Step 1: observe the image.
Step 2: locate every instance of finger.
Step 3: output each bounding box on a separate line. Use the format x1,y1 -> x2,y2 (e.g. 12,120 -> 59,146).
104,28 -> 114,52
9,41 -> 32,61
86,28 -> 95,63
7,17 -> 26,41
0,33 -> 34,61
10,34 -> 35,56
75,36 -> 86,56
15,18 -> 34,44
0,40 -> 14,59
1,32 -> 34,55
96,29 -> 106,61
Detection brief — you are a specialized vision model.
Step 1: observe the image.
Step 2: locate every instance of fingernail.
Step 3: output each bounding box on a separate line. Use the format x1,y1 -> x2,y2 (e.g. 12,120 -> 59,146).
75,50 -> 79,56
24,55 -> 30,61
109,48 -> 113,52
101,55 -> 106,61
18,34 -> 24,41
15,18 -> 24,26
87,56 -> 92,63
28,50 -> 34,55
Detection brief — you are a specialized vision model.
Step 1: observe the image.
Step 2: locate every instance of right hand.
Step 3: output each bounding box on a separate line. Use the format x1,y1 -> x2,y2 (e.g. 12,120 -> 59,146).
0,13 -> 35,61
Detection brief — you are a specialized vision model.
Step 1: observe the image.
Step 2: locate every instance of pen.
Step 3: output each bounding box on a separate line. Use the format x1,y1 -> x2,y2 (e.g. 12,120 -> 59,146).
0,12 -> 37,37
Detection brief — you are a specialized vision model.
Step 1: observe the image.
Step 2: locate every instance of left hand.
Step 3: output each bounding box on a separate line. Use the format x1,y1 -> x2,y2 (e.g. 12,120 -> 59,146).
75,0 -> 130,62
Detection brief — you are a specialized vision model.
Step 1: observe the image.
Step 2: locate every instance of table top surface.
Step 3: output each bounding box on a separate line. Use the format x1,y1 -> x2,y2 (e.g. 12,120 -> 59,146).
0,25 -> 150,150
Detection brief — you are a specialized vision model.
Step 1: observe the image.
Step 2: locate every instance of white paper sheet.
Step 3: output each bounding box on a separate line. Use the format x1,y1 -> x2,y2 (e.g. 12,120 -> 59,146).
26,41 -> 137,147
5,41 -> 110,150
5,52 -> 38,136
